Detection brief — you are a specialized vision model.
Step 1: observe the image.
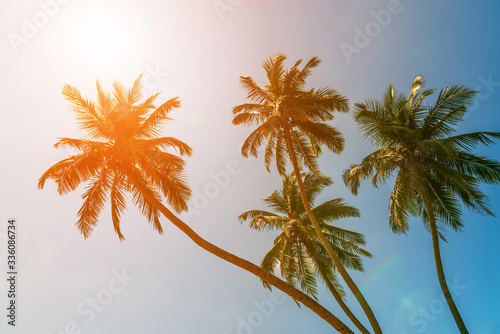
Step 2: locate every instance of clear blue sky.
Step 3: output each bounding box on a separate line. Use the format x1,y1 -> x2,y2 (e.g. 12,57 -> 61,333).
1,0 -> 499,333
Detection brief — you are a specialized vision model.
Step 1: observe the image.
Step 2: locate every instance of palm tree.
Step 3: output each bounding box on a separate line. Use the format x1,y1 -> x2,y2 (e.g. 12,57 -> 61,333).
239,172 -> 372,334
232,53 -> 382,333
38,76 -> 355,333
343,74 -> 500,334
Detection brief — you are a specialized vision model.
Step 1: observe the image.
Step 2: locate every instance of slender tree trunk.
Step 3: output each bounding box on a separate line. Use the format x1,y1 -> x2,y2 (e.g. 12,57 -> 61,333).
422,191 -> 469,334
283,125 -> 382,334
303,240 -> 372,334
125,172 -> 354,333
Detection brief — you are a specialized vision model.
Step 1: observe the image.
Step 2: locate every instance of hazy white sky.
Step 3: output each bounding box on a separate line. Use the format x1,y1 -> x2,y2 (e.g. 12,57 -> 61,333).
1,0 -> 499,333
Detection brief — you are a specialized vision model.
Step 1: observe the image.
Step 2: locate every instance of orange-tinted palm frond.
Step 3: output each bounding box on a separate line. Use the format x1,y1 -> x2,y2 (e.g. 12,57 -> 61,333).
135,137 -> 193,157
147,150 -> 187,171
155,170 -> 190,213
241,118 -> 277,158
295,121 -> 345,154
76,168 -> 111,238
127,74 -> 144,106
291,129 -> 320,175
275,129 -> 289,176
134,150 -> 190,213
134,92 -> 160,114
294,57 -> 321,89
54,138 -> 108,152
138,97 -> 181,138
232,111 -> 267,126
62,84 -> 109,140
110,174 -> 127,241
112,80 -> 127,105
38,152 -> 104,194
264,130 -> 277,172
124,168 -> 164,234
282,59 -> 304,93
96,80 -> 113,117
232,103 -> 271,116
232,104 -> 272,126
239,76 -> 274,105
262,53 -> 287,95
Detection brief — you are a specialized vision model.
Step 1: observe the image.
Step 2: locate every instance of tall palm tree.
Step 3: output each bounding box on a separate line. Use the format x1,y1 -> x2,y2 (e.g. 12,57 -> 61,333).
232,53 -> 382,333
239,172 -> 372,334
38,76 -> 355,333
343,74 -> 500,334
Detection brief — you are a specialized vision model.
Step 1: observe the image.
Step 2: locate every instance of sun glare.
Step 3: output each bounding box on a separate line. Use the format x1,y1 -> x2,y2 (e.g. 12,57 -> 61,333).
71,10 -> 128,64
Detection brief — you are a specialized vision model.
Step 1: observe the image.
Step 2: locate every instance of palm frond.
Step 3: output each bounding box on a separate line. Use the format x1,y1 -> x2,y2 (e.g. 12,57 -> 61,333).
445,152 -> 500,185
342,147 -> 397,195
260,233 -> 287,289
76,168 -> 111,238
291,129 -> 320,175
110,174 -> 127,241
239,76 -> 274,105
62,84 -> 110,140
238,210 -> 280,223
128,174 -> 164,233
127,74 -> 144,106
388,166 -> 416,234
139,96 -> 181,138
263,190 -> 289,215
441,131 -> 500,152
264,130 -> 277,173
54,138 -> 108,152
311,199 -> 361,223
275,129 -> 289,175
422,85 -> 477,138
241,119 -> 276,158
424,179 -> 463,233
38,152 -> 104,194
135,137 -> 193,157
262,53 -> 287,96
295,121 -> 345,155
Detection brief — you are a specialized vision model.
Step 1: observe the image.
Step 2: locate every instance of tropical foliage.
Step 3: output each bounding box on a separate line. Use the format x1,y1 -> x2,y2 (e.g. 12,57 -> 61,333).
233,53 -> 382,333
38,76 -> 356,333
343,74 -> 500,334
239,172 -> 371,334
38,75 -> 191,240
232,53 -> 348,175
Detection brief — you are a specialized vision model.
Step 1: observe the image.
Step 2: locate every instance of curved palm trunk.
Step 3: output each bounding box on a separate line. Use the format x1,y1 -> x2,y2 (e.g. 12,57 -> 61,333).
125,172 -> 354,333
422,191 -> 469,334
283,125 -> 382,334
302,241 -> 371,334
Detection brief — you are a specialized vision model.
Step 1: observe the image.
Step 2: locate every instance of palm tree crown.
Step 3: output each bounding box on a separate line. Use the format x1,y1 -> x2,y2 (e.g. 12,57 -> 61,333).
38,75 -> 192,240
232,53 -> 349,175
239,172 -> 370,297
343,74 -> 500,333
343,74 -> 500,235
239,172 -> 372,333
233,53 -> 382,333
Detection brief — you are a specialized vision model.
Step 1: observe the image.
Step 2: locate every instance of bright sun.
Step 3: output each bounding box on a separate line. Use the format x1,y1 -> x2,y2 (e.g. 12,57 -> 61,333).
71,10 -> 129,64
